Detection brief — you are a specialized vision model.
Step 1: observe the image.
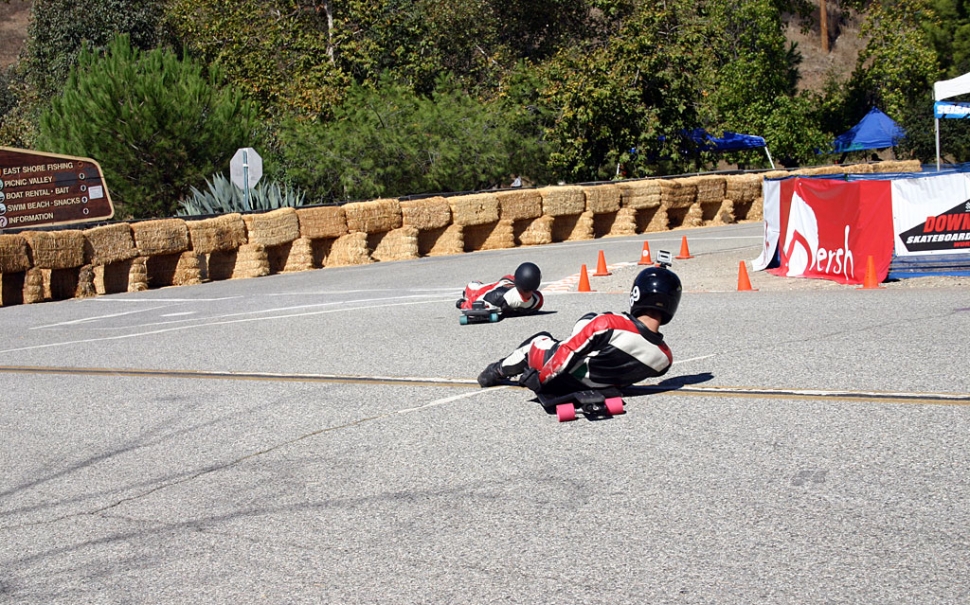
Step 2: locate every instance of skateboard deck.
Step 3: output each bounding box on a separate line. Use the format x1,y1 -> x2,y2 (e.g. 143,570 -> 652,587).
536,387 -> 625,422
459,301 -> 500,325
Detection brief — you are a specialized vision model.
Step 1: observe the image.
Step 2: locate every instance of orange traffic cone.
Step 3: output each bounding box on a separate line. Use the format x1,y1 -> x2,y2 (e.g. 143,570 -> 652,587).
593,250 -> 611,276
737,260 -> 757,291
860,255 -> 883,289
577,264 -> 592,292
675,235 -> 693,259
638,241 -> 653,265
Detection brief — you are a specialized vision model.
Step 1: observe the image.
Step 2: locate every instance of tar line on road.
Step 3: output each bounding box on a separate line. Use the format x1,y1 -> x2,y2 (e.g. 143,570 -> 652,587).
3,364 -> 970,407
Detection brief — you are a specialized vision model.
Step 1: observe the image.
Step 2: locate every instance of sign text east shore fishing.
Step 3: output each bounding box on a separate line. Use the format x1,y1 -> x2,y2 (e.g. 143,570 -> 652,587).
0,147 -> 114,230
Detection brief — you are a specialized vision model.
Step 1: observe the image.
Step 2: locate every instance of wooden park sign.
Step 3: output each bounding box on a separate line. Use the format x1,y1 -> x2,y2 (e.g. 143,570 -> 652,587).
0,147 -> 114,230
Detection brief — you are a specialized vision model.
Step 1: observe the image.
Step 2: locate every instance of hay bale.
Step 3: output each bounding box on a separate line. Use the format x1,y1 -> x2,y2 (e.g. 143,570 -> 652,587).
83,223 -> 138,265
514,215 -> 554,246
232,244 -> 271,279
583,184 -> 621,214
93,260 -> 131,294
20,230 -> 85,270
280,237 -> 315,272
343,198 -> 403,233
129,257 -> 148,291
659,179 -> 697,209
464,220 -> 515,251
327,232 -> 373,266
448,193 -> 500,226
173,252 -> 203,286
763,170 -> 791,180
186,213 -> 247,254
130,219 -> 190,256
75,265 -> 97,299
552,212 -> 594,242
607,208 -> 638,236
0,234 -> 31,273
872,159 -> 922,173
206,250 -> 236,282
297,206 -> 349,239
793,165 -> 845,176
724,174 -> 763,204
48,268 -> 80,300
370,227 -> 420,262
23,268 -> 44,304
0,272 -> 25,306
400,197 -> 452,231
616,180 -> 663,210
682,175 -> 726,205
636,207 -> 669,233
713,199 -> 737,225
539,186 -> 586,216
496,189 -> 542,221
421,224 -> 464,257
243,207 -> 300,247
145,253 -> 181,287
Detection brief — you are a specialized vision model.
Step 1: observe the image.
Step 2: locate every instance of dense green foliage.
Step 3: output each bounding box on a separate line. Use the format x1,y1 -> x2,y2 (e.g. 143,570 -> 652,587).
278,77 -> 536,201
2,0 -> 968,217
37,35 -> 258,219
0,0 -> 168,147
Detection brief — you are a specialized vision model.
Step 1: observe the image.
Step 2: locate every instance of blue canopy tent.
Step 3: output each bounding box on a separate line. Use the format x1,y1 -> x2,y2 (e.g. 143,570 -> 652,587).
831,107 -> 906,154
683,129 -> 776,168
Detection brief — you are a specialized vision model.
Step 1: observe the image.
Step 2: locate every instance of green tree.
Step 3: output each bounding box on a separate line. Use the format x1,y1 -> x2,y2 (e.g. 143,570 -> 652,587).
278,77 -> 526,201
37,35 -> 259,219
703,0 -> 829,166
1,0 -> 168,147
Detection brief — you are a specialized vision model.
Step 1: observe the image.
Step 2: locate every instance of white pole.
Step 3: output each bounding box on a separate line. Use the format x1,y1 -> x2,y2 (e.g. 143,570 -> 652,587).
764,146 -> 776,170
935,116 -> 941,171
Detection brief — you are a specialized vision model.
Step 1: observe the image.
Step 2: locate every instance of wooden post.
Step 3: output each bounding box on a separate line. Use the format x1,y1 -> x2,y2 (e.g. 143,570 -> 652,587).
820,0 -> 829,53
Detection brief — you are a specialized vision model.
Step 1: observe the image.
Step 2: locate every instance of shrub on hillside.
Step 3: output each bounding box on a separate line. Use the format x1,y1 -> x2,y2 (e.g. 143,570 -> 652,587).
37,34 -> 258,219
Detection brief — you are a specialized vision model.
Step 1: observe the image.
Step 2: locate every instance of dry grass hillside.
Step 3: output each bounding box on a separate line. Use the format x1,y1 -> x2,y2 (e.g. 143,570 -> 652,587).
0,0 -> 863,89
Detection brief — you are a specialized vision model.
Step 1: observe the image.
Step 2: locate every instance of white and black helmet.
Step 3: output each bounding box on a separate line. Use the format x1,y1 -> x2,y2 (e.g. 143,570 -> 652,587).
629,266 -> 682,325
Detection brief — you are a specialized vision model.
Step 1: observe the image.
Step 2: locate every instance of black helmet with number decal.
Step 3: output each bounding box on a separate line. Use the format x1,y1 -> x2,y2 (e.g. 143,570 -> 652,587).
513,262 -> 542,292
629,266 -> 681,324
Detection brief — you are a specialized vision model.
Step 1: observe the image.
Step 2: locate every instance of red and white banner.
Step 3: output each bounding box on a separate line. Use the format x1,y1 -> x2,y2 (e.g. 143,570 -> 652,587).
757,177 -> 895,285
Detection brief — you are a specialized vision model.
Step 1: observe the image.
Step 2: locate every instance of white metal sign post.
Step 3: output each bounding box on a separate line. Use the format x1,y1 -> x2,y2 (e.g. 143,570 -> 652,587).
230,147 -> 263,209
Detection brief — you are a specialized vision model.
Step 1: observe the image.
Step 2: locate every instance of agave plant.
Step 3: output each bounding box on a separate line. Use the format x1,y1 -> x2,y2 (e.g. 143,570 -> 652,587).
178,173 -> 307,216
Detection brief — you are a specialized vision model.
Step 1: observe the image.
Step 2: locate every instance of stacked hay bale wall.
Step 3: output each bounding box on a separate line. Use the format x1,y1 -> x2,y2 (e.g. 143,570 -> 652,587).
343,199 -> 403,264
659,180 -> 698,229
539,186 -> 591,241
448,193 -> 502,252
186,214 -> 247,255
243,208 -> 301,274
83,224 -> 139,294
400,197 -> 455,256
22,230 -> 86,300
616,180 -> 666,233
582,184 -> 624,238
0,234 -> 32,306
129,219 -> 191,288
297,205 -> 349,267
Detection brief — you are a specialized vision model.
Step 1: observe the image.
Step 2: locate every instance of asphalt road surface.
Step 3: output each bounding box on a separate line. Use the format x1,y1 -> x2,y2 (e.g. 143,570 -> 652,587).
2,223 -> 969,604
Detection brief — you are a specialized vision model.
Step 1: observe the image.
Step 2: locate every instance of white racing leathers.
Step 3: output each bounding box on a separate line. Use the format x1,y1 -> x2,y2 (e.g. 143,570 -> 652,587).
459,276 -> 544,315
499,311 -> 672,394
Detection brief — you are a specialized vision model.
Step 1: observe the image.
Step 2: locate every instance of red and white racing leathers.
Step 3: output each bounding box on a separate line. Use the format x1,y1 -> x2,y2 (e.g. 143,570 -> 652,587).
459,276 -> 543,315
499,311 -> 672,394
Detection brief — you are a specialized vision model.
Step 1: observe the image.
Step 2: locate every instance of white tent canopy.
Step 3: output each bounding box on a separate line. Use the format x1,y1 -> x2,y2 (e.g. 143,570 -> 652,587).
934,71 -> 970,169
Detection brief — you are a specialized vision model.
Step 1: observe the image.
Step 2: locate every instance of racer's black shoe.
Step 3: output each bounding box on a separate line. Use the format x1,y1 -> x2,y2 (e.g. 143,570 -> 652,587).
455,298 -> 465,309
477,362 -> 505,388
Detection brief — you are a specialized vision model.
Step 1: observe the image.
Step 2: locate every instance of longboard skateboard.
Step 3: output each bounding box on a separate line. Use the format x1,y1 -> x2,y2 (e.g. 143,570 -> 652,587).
459,300 -> 500,325
536,387 -> 625,422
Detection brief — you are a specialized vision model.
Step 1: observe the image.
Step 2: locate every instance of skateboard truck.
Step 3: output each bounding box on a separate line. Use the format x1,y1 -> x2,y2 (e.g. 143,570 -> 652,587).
536,388 -> 625,422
